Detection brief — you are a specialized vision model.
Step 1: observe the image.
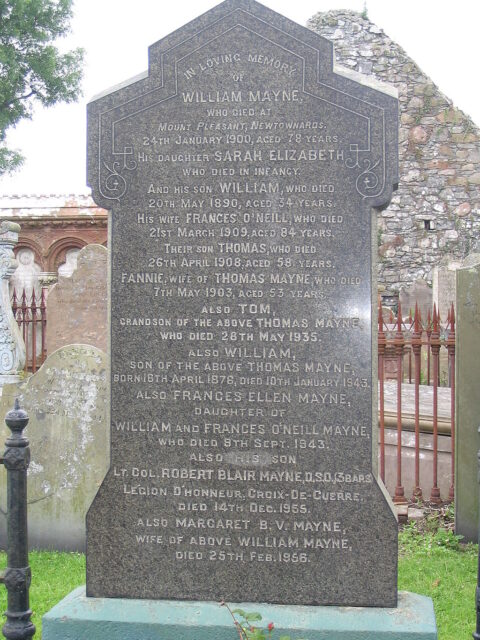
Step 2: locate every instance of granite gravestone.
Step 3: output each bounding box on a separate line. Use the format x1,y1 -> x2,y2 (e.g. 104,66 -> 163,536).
86,0 -> 398,607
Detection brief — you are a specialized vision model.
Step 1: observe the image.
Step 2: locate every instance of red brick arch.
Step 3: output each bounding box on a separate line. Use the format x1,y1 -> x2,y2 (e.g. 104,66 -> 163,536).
14,240 -> 45,271
46,237 -> 88,273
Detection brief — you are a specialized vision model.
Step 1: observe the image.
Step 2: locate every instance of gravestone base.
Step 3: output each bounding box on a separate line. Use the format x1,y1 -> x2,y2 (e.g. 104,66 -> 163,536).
43,587 -> 437,640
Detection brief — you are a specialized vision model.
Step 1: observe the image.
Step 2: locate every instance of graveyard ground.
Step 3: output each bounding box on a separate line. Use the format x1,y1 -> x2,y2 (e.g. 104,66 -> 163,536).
398,503 -> 477,639
0,510 -> 475,640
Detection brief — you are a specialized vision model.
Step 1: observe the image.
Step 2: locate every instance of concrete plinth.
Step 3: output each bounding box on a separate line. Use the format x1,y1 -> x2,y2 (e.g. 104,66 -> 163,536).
43,587 -> 437,639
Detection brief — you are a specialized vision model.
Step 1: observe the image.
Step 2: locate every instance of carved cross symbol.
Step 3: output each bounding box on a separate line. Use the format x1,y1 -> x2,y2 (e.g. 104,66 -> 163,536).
363,176 -> 372,188
112,178 -> 120,189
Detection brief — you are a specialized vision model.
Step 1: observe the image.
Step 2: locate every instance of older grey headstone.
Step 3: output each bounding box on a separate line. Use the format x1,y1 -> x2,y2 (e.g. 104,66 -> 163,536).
432,263 -> 460,322
455,255 -> 480,542
399,279 -> 432,323
0,345 -> 108,551
86,0 -> 398,606
46,244 -> 108,353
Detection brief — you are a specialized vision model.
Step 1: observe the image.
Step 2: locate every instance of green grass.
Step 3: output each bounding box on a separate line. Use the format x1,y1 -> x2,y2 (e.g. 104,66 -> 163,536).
398,524 -> 478,640
0,537 -> 477,639
0,550 -> 85,638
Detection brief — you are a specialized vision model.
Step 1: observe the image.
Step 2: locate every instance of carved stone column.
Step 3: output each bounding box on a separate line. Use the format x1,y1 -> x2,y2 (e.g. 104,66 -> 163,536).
0,222 -> 25,391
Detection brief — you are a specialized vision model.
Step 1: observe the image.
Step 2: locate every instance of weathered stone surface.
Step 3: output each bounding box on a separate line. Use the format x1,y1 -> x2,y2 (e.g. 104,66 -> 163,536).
410,126 -> 428,144
432,264 -> 460,321
86,0 -> 398,606
455,255 -> 480,542
45,244 -> 108,353
0,345 -> 108,551
308,10 -> 480,292
399,279 -> 432,322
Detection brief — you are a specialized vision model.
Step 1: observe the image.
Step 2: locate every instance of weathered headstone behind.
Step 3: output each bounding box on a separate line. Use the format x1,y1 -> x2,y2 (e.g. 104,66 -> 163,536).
433,263 -> 460,322
399,279 -> 432,323
86,0 -> 398,606
46,244 -> 108,353
0,345 -> 108,550
455,255 -> 480,542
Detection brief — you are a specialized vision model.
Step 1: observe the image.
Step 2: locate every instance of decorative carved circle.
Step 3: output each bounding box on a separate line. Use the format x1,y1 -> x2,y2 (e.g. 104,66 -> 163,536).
0,348 -> 15,374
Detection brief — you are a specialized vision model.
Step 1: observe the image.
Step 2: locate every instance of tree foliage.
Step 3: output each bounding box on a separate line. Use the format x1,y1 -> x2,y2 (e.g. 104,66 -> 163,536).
0,0 -> 84,175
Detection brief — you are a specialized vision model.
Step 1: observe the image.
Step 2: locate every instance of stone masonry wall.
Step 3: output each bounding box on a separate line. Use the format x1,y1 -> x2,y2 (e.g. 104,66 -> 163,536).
308,10 -> 480,290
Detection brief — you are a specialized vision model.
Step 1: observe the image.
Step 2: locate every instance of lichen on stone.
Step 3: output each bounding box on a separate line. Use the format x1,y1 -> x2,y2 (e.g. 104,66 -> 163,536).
309,9 -> 480,290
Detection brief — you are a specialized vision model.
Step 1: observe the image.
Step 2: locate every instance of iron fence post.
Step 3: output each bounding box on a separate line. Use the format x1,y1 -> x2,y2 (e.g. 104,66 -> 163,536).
0,399 -> 35,639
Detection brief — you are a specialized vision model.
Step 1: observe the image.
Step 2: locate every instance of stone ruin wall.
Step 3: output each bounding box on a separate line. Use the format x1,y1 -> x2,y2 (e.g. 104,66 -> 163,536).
308,11 -> 480,291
